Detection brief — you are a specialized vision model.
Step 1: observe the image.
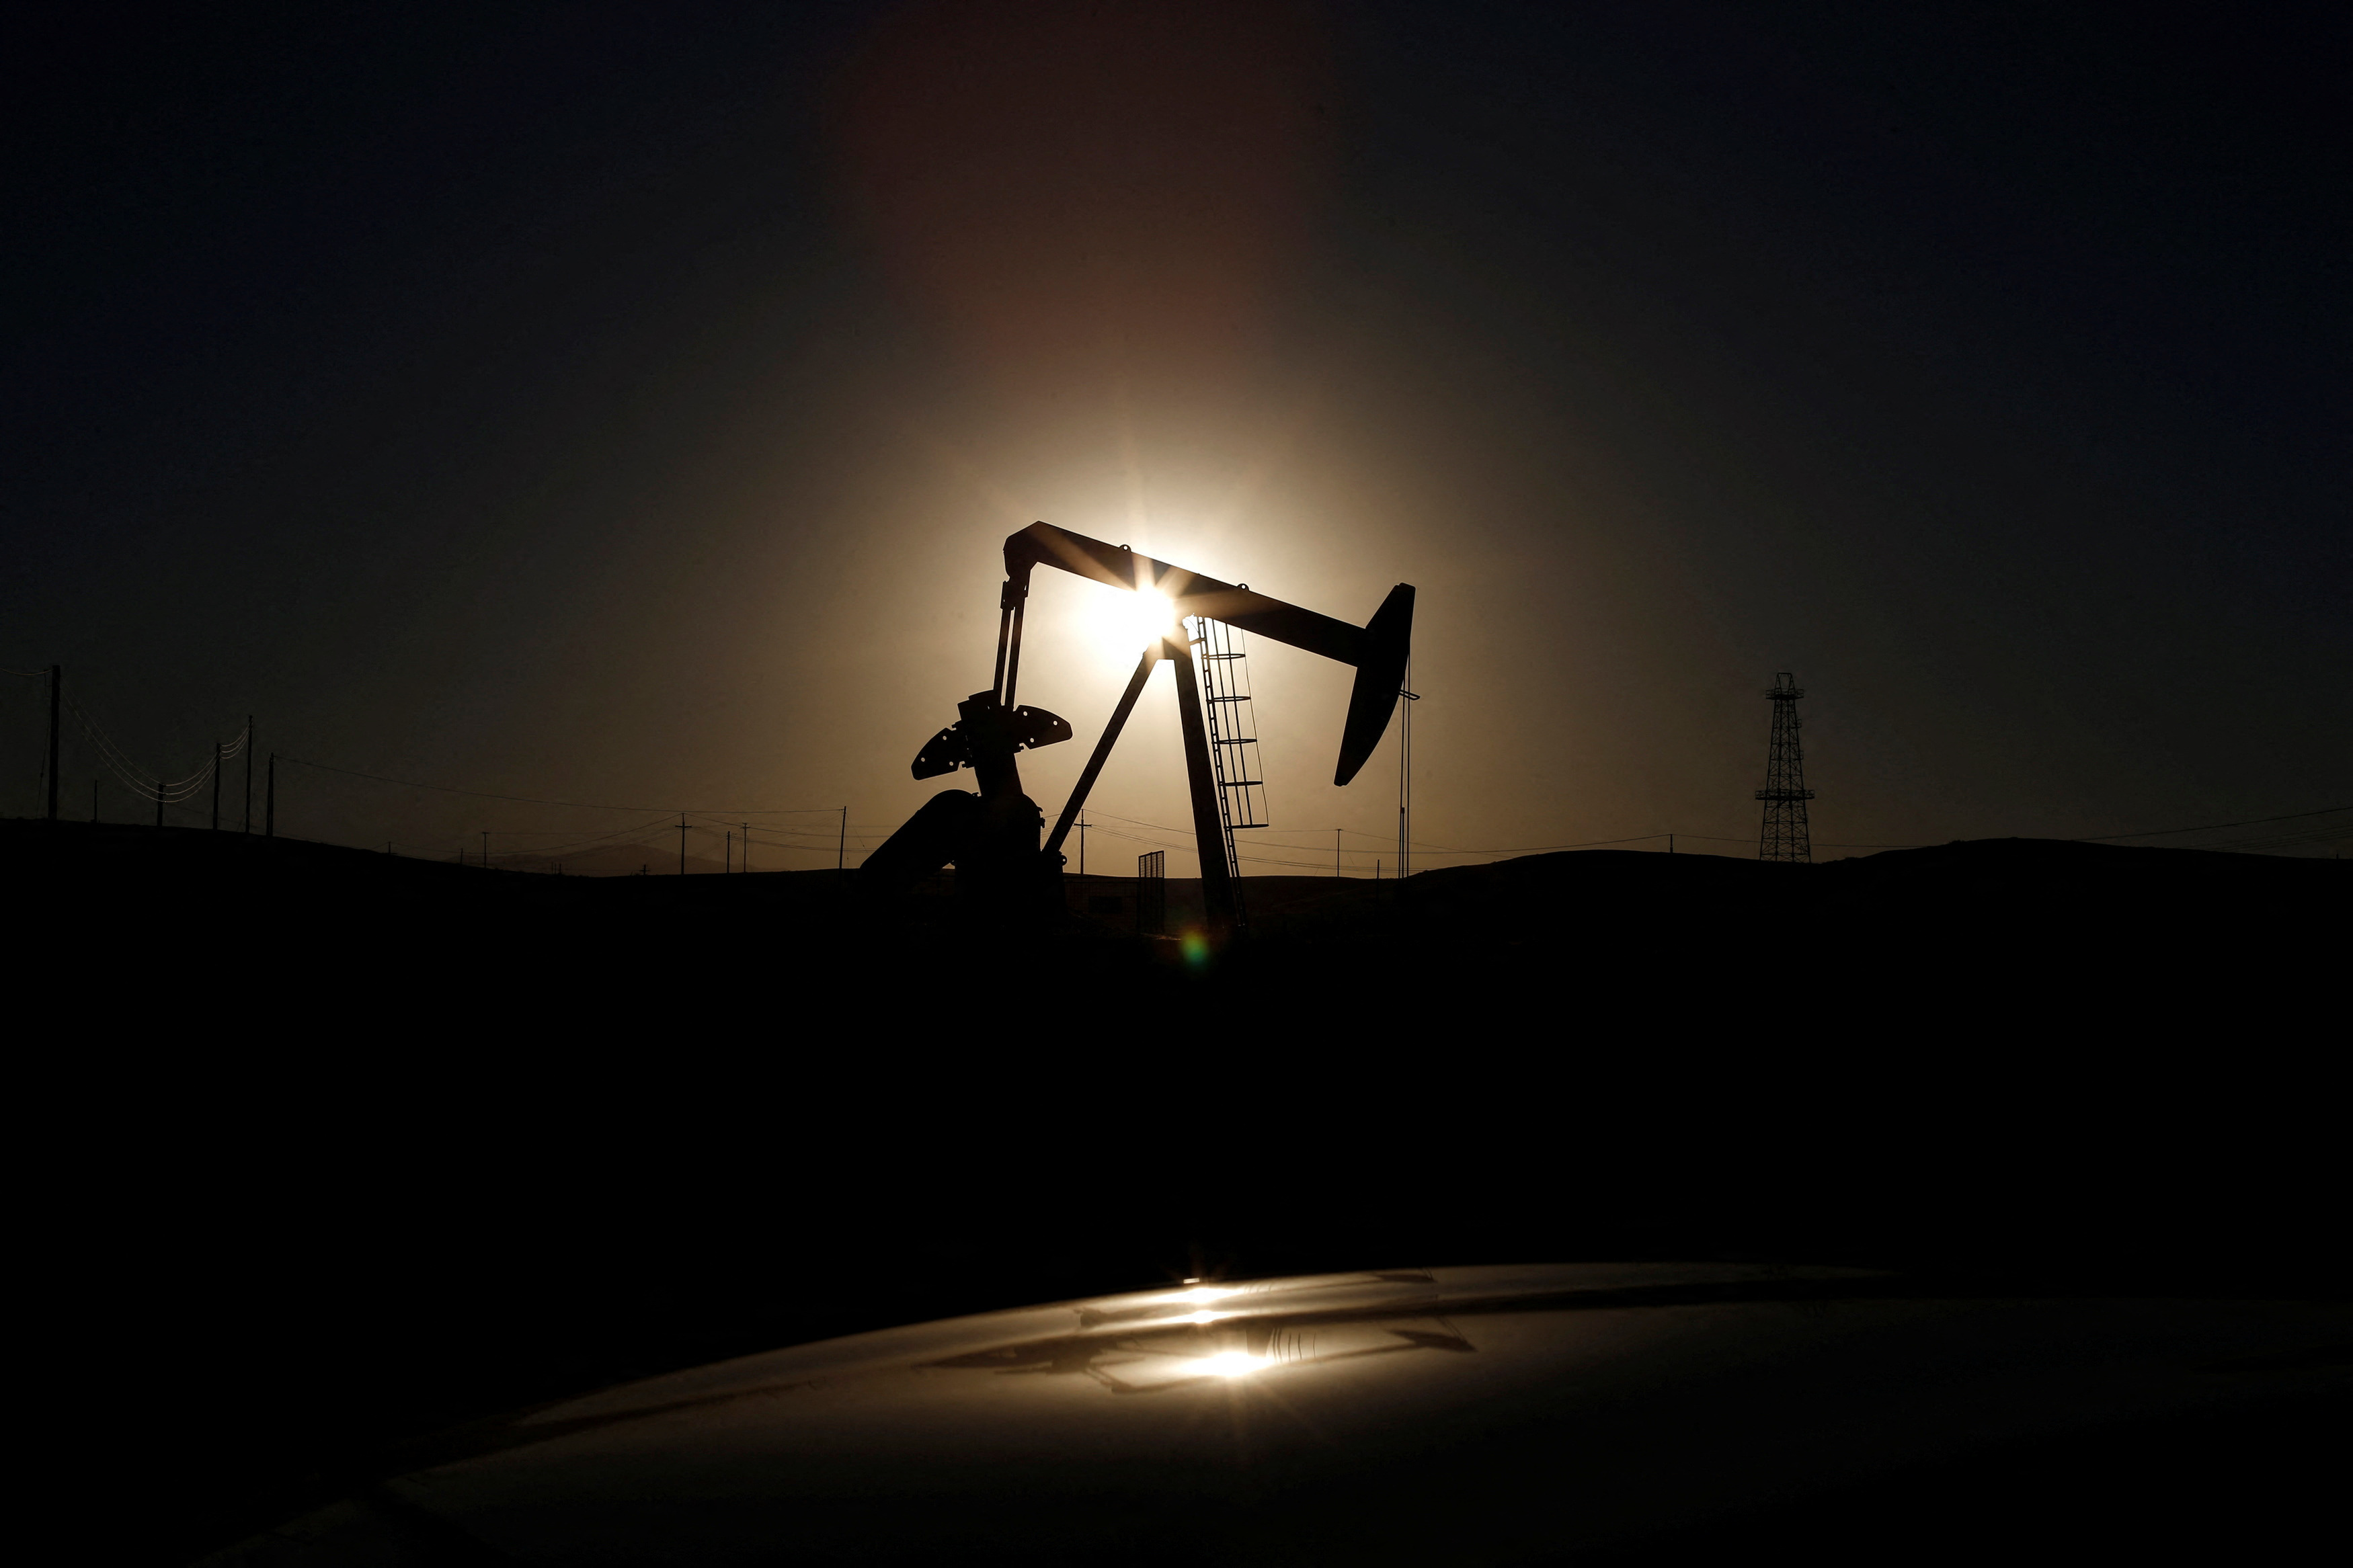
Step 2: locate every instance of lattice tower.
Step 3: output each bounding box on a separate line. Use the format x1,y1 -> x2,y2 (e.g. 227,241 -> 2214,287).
1754,671 -> 1814,862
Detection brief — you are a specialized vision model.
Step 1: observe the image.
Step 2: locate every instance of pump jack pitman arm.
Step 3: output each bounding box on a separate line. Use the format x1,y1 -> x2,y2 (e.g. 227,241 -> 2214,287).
1004,522 -> 1415,787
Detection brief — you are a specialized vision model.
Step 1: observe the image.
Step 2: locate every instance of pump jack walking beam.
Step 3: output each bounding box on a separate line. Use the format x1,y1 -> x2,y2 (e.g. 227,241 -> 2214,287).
866,521 -> 1412,937
1009,523 -> 1414,932
1002,523 -> 1414,790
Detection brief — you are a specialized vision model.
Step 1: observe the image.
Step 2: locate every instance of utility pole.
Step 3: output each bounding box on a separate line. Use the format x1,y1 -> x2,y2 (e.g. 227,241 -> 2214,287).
243,716 -> 253,833
1395,666 -> 1417,881
45,665 -> 60,822
210,741 -> 221,831
1078,815 -> 1086,878
1669,833 -> 1675,854
838,806 -> 846,872
743,821 -> 751,875
725,830 -> 732,874
266,754 -> 276,837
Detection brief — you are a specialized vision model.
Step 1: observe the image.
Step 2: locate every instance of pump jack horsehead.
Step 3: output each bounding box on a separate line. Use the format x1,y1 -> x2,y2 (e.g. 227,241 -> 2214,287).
863,522 -> 1415,936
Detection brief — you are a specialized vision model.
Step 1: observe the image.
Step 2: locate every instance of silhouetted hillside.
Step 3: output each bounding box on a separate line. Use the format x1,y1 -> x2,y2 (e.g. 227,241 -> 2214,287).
8,817 -> 2341,1562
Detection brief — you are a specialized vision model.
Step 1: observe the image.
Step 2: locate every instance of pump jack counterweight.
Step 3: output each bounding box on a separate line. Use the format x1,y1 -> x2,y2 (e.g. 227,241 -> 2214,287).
862,522 -> 1414,944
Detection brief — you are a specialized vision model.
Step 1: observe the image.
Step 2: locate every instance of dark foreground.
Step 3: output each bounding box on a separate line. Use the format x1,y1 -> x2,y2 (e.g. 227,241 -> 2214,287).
9,821 -> 2342,1561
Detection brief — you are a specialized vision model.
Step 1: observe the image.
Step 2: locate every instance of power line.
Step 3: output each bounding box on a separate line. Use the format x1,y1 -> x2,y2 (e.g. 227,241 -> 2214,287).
1082,810 -> 1882,859
431,789 -> 2353,877
2078,805 -> 2352,841
480,817 -> 680,860
63,694 -> 228,801
1083,822 -> 1375,874
473,818 -> 887,869
274,755 -> 842,817
403,802 -> 2353,874
1081,803 -> 2348,860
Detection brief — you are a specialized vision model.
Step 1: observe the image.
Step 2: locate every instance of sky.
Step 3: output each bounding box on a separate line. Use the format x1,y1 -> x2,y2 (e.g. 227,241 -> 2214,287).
5,2 -> 2346,871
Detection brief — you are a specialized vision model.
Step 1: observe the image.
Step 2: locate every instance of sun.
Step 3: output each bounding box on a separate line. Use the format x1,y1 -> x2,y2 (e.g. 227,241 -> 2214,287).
1090,587 -> 1179,663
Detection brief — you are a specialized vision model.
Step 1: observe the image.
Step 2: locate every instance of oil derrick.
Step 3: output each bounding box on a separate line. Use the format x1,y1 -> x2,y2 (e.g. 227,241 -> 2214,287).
1754,672 -> 1814,862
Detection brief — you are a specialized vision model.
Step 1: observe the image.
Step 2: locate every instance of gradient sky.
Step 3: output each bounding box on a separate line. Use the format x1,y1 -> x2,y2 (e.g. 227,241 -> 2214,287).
7,3 -> 2346,871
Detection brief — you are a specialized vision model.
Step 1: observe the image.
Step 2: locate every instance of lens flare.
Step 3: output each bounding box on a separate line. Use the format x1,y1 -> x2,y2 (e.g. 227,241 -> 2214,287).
1178,1284 -> 1234,1323
1199,1351 -> 1261,1378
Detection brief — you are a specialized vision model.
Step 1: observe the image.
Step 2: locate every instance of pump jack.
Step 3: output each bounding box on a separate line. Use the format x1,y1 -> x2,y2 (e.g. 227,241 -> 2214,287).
863,522 -> 1414,936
